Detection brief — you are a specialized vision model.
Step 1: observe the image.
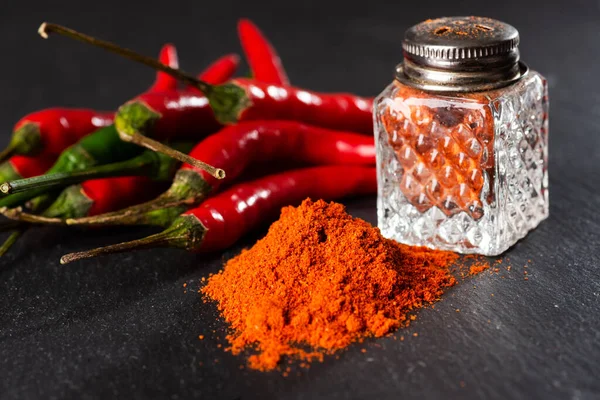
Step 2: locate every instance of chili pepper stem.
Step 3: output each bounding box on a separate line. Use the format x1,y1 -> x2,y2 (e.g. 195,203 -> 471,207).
60,214 -> 206,264
0,162 -> 22,183
38,23 -> 250,125
0,123 -> 42,163
112,101 -> 224,179
0,147 -> 16,165
39,23 -> 213,94
0,206 -> 64,225
0,230 -> 23,257
67,203 -> 188,228
120,131 -> 225,179
0,147 -> 173,195
65,169 -> 210,227
43,185 -> 94,219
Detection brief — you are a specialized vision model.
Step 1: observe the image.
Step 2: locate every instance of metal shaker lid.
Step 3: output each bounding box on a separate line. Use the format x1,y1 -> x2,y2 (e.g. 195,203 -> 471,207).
397,16 -> 528,92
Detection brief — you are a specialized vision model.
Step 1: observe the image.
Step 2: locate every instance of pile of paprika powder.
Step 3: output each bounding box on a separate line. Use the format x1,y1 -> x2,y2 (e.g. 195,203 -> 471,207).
202,199 -> 462,371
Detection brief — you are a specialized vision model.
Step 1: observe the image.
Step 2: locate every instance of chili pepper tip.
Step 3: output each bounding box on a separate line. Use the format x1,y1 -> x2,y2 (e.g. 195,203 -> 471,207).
0,183 -> 11,195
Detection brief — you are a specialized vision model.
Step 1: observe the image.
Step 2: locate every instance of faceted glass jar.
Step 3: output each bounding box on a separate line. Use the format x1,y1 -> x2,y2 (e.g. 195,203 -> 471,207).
374,71 -> 549,255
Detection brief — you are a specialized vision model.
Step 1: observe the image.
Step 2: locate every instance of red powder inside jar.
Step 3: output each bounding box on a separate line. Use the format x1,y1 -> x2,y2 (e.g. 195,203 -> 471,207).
381,81 -> 496,219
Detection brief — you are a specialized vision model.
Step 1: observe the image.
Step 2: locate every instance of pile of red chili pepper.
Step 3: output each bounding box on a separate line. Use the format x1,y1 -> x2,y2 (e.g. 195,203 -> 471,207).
0,19 -> 377,260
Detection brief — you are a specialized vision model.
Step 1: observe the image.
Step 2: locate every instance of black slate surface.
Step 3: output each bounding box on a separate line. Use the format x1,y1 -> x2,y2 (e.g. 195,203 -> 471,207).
0,0 -> 599,399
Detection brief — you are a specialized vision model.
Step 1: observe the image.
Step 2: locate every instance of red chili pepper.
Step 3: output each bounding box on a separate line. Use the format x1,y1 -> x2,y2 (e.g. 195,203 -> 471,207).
60,165 -> 376,264
229,79 -> 373,133
184,120 -> 375,188
0,43 -> 180,180
83,176 -> 168,216
65,120 -> 375,228
7,154 -> 58,181
238,19 -> 290,86
7,176 -> 170,223
118,54 -> 241,144
119,78 -> 373,144
124,90 -> 221,142
190,166 -> 376,251
189,54 -> 240,92
6,109 -> 114,170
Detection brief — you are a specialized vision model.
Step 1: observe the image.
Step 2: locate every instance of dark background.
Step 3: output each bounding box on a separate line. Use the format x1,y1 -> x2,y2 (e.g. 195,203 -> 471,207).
1,0 -> 599,399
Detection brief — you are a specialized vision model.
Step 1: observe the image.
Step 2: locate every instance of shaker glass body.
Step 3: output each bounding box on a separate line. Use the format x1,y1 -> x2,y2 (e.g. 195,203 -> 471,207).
374,71 -> 549,255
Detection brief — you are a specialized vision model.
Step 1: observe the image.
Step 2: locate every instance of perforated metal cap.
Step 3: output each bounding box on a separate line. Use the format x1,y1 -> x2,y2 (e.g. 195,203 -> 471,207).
396,16 -> 528,92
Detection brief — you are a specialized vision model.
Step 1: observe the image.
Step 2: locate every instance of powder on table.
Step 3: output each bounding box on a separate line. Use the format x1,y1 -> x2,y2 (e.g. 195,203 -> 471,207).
202,199 -> 461,371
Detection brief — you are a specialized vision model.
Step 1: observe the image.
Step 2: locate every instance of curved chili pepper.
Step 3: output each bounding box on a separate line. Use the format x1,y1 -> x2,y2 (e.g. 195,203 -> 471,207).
65,120 -> 376,228
117,79 -> 372,145
226,78 -> 373,132
0,43 -> 180,180
238,18 -> 289,86
60,165 -> 376,264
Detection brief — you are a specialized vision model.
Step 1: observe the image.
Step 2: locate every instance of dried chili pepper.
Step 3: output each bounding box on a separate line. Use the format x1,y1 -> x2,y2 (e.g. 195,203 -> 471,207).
238,19 -> 289,85
38,23 -> 373,169
1,144 -> 191,223
59,165 -> 376,263
0,43 -> 180,183
65,121 -> 375,228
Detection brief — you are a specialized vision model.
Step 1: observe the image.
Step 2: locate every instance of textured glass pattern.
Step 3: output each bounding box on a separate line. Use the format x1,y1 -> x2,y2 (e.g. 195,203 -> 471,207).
375,72 -> 549,255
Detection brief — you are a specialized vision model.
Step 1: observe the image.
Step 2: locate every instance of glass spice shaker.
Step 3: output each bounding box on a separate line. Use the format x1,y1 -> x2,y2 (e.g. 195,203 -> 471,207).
374,16 -> 549,256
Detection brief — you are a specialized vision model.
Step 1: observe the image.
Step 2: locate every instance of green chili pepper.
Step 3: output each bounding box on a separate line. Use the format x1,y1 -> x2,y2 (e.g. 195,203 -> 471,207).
0,143 -> 192,223
1,143 -> 192,196
0,124 -> 141,210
